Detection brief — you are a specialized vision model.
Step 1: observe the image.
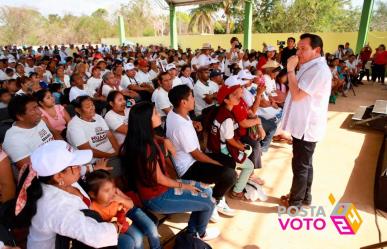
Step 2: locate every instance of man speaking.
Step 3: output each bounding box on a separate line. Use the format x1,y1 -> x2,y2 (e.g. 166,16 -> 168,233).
281,33 -> 332,208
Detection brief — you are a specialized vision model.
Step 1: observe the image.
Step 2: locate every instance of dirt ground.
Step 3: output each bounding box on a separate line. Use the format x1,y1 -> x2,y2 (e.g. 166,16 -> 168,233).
158,81 -> 387,249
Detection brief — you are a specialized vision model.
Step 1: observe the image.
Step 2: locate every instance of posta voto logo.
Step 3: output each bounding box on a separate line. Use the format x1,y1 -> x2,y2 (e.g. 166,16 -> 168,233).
277,193 -> 363,235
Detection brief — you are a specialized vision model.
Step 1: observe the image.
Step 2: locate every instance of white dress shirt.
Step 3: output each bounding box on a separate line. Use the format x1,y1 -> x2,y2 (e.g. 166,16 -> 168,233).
281,56 -> 332,142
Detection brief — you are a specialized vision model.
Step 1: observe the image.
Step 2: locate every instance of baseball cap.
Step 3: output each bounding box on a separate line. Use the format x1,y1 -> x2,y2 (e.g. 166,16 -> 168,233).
166,63 -> 176,71
124,63 -> 135,71
237,69 -> 255,80
217,84 -> 241,104
225,75 -> 246,87
210,69 -> 222,78
209,58 -> 219,64
8,58 -> 16,64
266,45 -> 276,52
31,140 -> 92,177
138,59 -> 148,67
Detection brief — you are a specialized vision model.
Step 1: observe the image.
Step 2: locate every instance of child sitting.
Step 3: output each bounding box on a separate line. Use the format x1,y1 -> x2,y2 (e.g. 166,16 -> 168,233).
208,84 -> 255,200
85,170 -> 161,249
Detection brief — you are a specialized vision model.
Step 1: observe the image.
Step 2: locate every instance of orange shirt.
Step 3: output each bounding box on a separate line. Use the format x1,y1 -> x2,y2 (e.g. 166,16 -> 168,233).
90,201 -> 120,221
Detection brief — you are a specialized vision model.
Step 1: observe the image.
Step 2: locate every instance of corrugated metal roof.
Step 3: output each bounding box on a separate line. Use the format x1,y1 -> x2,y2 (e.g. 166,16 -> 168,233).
164,0 -> 223,7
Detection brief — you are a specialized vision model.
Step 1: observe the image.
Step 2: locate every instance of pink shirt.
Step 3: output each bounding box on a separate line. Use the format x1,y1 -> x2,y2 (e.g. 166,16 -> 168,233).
40,105 -> 67,132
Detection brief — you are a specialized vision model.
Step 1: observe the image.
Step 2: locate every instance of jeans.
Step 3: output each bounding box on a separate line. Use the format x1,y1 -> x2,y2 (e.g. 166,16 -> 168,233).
289,136 -> 317,207
181,153 -> 236,201
260,116 -> 280,152
143,180 -> 214,237
240,135 -> 262,169
118,208 -> 161,249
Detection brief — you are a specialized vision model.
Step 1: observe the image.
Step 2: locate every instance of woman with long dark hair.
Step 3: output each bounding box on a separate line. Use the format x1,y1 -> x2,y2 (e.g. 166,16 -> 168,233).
7,140 -> 118,249
120,102 -> 220,241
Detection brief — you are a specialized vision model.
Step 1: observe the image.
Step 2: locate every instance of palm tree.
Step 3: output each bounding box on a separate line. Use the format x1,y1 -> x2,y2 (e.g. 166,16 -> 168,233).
188,4 -> 218,34
220,0 -> 242,34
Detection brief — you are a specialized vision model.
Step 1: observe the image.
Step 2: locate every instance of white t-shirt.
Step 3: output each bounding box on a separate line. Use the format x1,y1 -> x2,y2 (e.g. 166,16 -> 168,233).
69,86 -> 88,102
104,108 -> 130,145
263,74 -> 277,97
120,75 -> 131,89
281,57 -> 332,142
154,87 -> 172,117
102,84 -> 123,97
86,77 -> 102,96
243,60 -> 257,69
190,56 -> 198,71
135,71 -> 153,85
149,69 -> 159,81
180,76 -> 194,89
3,120 -> 54,163
172,77 -> 184,88
166,111 -> 200,177
193,80 -> 219,116
66,115 -> 115,157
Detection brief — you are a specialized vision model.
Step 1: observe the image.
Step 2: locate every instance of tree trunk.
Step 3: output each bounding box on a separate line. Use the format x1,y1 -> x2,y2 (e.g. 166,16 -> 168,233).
226,16 -> 231,34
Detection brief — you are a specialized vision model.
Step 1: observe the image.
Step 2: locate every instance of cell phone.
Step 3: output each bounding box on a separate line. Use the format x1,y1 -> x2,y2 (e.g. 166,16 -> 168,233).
126,99 -> 134,108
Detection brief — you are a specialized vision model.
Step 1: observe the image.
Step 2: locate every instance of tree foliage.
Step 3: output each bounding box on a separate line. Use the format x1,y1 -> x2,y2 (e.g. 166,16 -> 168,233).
0,0 -> 385,46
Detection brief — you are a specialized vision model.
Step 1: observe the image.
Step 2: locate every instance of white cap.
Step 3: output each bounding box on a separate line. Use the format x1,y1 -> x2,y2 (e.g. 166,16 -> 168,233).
166,63 -> 176,71
209,58 -> 219,64
124,63 -> 135,71
238,69 -> 255,80
0,55 -> 7,60
225,75 -> 247,87
266,45 -> 276,52
8,58 -> 16,64
31,140 -> 92,177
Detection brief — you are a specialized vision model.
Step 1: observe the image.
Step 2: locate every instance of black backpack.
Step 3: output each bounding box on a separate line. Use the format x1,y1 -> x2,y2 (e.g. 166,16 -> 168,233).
173,231 -> 212,249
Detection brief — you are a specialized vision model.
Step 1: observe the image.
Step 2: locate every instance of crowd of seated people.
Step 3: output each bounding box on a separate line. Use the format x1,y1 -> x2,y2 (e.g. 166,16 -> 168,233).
0,37 -> 384,249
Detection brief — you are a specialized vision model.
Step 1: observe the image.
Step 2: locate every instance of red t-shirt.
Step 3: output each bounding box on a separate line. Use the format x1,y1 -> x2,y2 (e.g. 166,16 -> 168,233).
256,56 -> 267,71
374,51 -> 387,65
232,98 -> 249,136
136,141 -> 169,201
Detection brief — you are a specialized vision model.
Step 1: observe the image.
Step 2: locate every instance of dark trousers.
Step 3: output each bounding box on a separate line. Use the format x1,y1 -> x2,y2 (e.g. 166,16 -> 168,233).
372,64 -> 386,83
181,153 -> 237,201
289,136 -> 317,207
241,135 -> 263,169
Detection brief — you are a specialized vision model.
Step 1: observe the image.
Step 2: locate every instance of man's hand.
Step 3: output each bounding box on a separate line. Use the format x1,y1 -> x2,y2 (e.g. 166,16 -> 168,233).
287,55 -> 299,72
193,121 -> 203,132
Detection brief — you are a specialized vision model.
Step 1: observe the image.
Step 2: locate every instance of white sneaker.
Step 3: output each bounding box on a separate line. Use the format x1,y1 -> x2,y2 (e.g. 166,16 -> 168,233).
200,227 -> 220,241
216,197 -> 236,217
210,207 -> 220,223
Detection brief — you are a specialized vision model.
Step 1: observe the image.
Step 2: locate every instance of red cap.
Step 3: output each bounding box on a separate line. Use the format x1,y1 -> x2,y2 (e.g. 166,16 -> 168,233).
217,85 -> 240,104
138,59 -> 148,67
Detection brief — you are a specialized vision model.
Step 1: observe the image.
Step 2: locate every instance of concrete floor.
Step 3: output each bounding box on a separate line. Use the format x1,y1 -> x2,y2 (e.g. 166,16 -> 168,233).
159,82 -> 387,249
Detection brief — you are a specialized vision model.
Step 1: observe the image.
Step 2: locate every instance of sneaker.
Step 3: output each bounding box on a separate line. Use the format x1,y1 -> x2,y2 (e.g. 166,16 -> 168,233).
216,197 -> 236,217
200,227 -> 220,241
210,208 -> 220,223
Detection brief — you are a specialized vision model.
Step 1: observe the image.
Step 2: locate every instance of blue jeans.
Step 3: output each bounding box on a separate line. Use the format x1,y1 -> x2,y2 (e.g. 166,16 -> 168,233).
118,207 -> 161,249
143,180 -> 214,237
260,116 -> 280,152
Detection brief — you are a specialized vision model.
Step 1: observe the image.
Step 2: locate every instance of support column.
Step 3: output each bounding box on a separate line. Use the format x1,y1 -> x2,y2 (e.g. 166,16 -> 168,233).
118,16 -> 126,45
170,4 -> 178,50
243,0 -> 253,50
356,0 -> 374,54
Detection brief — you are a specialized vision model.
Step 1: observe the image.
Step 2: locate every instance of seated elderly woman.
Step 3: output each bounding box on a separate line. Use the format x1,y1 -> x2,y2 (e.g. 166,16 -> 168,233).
66,95 -> 121,177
